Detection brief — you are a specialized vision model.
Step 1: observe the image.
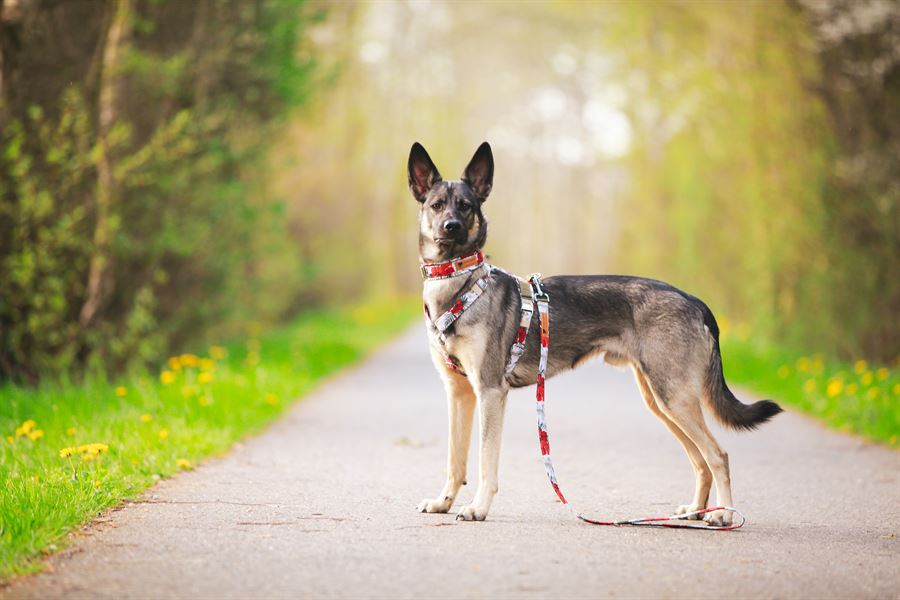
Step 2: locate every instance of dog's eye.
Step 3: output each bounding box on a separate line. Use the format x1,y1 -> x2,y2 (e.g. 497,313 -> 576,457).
431,201 -> 445,210
459,202 -> 471,211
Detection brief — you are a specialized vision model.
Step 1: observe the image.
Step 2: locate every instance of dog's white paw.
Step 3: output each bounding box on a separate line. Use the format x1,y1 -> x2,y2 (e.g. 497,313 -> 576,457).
703,508 -> 733,527
417,497 -> 452,513
455,504 -> 488,521
675,504 -> 706,520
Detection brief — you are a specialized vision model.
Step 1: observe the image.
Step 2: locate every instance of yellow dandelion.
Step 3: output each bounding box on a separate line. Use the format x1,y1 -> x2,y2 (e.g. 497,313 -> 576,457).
82,453 -> 96,462
866,388 -> 880,400
826,379 -> 843,398
776,365 -> 790,379
876,367 -> 889,381
893,383 -> 900,396
853,360 -> 867,374
141,413 -> 153,423
180,354 -> 199,368
15,419 -> 36,437
199,358 -> 215,372
158,428 -> 169,440
861,372 -> 873,386
59,447 -> 76,458
160,370 -> 176,385
845,383 -> 858,395
28,429 -> 44,441
168,356 -> 182,371
198,396 -> 211,407
209,345 -> 227,360
6,436 -> 13,444
803,379 -> 817,393
264,393 -> 279,406
176,458 -> 192,470
197,371 -> 214,385
796,357 -> 810,372
131,459 -> 139,466
115,386 -> 127,397
66,427 -> 77,436
93,480 -> 102,489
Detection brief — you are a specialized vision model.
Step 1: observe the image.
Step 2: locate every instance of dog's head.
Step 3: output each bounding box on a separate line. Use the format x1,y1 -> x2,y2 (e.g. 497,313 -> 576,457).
408,142 -> 493,262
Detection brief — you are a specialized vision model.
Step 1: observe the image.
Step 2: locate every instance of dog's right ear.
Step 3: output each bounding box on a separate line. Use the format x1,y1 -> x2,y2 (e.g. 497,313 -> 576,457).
408,142 -> 442,203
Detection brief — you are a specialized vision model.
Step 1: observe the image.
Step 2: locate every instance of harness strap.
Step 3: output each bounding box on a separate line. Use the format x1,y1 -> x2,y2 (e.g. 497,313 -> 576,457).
421,250 -> 485,280
504,278 -> 534,375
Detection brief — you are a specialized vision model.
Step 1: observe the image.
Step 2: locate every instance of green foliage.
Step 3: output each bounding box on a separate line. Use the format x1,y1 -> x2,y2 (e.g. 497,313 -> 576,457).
0,296 -> 419,581
720,333 -> 899,447
0,0 -> 318,382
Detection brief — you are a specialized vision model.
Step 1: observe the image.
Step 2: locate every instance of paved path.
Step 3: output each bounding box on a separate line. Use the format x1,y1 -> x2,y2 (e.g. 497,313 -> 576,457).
5,327 -> 899,599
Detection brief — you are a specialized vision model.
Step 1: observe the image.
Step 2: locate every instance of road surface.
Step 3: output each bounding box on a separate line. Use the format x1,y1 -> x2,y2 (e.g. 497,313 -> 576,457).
5,327 -> 899,599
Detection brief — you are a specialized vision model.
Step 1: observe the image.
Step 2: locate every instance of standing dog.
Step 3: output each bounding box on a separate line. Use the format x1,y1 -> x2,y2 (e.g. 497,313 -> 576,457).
411,141 -> 782,525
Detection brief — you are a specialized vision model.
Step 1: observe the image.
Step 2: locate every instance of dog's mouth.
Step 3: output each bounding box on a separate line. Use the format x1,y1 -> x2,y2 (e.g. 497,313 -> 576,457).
433,237 -> 458,246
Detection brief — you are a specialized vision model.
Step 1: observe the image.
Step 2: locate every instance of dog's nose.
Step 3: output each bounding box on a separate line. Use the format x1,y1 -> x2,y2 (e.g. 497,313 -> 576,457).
444,220 -> 462,233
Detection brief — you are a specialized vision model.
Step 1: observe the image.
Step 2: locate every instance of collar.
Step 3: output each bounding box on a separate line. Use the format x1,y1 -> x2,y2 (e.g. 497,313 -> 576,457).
421,250 -> 486,280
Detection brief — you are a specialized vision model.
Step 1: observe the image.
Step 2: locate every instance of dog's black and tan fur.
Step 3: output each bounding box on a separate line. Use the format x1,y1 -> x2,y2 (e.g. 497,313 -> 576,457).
411,142 -> 782,524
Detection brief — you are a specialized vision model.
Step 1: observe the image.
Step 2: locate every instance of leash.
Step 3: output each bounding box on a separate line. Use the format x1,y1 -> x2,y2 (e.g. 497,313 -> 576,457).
422,254 -> 746,531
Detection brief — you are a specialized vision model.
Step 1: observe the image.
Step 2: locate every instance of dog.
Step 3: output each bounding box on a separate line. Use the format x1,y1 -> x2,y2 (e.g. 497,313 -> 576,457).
410,141 -> 782,524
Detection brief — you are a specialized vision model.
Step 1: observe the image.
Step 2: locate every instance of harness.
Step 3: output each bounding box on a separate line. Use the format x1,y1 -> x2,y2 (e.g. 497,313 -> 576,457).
421,251 -> 745,530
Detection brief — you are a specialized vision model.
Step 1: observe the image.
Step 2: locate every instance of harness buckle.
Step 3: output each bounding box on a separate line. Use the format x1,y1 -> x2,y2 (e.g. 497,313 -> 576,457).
529,273 -> 549,301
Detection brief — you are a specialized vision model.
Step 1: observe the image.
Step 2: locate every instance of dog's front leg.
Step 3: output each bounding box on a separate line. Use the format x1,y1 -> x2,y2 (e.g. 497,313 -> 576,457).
456,385 -> 507,521
417,372 -> 476,513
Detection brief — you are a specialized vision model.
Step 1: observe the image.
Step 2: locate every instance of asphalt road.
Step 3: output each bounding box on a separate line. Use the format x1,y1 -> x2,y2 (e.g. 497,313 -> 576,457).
5,327 -> 899,599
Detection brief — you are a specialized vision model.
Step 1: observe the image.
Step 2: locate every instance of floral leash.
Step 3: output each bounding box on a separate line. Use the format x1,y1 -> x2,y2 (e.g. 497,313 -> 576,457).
422,252 -> 745,530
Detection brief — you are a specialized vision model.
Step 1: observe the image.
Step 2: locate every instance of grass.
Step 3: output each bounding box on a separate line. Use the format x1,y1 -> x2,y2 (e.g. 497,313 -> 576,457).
720,330 -> 899,447
0,296 -> 419,581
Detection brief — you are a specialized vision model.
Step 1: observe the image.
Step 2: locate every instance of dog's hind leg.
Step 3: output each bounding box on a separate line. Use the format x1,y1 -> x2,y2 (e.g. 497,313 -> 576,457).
651,385 -> 734,527
456,385 -> 507,521
632,365 -> 712,519
418,369 -> 476,514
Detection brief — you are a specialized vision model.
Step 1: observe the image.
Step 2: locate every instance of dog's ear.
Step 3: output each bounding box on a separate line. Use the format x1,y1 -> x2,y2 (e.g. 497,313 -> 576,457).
461,142 -> 493,201
408,142 -> 442,203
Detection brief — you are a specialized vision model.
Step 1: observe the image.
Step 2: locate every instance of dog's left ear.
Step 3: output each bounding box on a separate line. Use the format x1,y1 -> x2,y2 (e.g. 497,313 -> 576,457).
462,142 -> 493,201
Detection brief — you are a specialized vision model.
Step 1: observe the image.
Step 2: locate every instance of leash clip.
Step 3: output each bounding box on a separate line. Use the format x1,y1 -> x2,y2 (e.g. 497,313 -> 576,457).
529,273 -> 549,301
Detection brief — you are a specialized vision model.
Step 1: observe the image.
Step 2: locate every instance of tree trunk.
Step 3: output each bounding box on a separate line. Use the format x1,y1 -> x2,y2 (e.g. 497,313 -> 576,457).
79,0 -> 131,328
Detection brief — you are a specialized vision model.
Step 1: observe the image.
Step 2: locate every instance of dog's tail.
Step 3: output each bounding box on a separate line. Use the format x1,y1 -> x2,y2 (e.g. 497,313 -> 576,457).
699,306 -> 783,431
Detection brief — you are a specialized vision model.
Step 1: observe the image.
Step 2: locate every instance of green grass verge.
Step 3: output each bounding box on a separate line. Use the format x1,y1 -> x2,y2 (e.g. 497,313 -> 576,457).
0,296 -> 419,581
720,333 -> 899,447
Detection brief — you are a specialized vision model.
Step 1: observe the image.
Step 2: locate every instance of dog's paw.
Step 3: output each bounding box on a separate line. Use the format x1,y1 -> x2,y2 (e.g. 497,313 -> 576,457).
416,497 -> 452,513
455,504 -> 488,521
703,508 -> 733,527
675,504 -> 706,520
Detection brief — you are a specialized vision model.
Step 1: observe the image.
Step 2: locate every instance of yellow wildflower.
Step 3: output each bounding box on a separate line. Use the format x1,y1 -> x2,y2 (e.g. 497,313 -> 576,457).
141,414 -> 153,423
199,358 -> 215,372
78,443 -> 108,455
803,379 -> 816,393
853,360 -> 867,374
59,447 -> 76,458
115,386 -> 127,397
180,354 -> 199,368
198,372 -> 214,384
131,459 -> 139,466
825,379 -> 843,398
168,356 -> 182,371
181,385 -> 199,398
866,388 -> 880,400
198,396 -> 211,407
209,345 -> 227,360
861,372 -> 873,386
15,419 -> 36,437
845,383 -> 858,395
176,458 -> 192,470
6,436 -> 14,444
160,370 -> 176,385
776,365 -> 790,379
28,429 -> 44,441
93,480 -> 102,489
66,427 -> 77,436
264,393 -> 279,406
158,428 -> 169,440
876,367 -> 889,381
796,357 -> 810,372
82,453 -> 96,462
893,383 -> 900,396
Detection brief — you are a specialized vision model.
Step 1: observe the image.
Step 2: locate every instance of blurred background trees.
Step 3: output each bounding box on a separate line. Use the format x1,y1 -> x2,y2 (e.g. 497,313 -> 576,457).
1,0 -> 896,383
